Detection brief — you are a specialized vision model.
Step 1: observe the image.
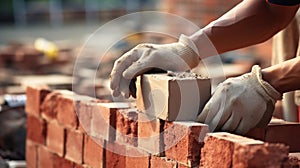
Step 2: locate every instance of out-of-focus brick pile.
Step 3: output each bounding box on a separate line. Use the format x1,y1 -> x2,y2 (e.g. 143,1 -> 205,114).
25,85 -> 300,168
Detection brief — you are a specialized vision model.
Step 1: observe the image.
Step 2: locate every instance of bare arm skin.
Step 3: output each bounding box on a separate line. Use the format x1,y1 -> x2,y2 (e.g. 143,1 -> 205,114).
262,57 -> 300,94
191,0 -> 299,54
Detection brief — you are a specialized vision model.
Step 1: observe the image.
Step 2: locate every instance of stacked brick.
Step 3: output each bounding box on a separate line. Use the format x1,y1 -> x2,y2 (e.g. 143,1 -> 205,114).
25,85 -> 298,168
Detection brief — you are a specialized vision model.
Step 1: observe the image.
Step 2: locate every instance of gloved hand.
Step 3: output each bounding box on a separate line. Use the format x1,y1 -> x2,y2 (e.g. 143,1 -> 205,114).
110,34 -> 200,98
197,65 -> 282,134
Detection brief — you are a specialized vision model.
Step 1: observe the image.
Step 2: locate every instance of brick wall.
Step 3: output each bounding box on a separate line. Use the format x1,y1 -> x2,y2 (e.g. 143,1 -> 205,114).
25,85 -> 300,168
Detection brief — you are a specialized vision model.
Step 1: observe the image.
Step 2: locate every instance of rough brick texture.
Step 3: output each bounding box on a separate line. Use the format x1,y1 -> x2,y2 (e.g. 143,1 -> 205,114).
57,93 -> 78,129
106,141 -> 126,168
46,121 -> 65,157
25,86 -> 50,116
65,129 -> 84,164
26,87 -> 293,168
126,146 -> 150,168
83,136 -> 104,168
150,156 -> 177,168
116,108 -> 138,146
200,132 -> 289,168
137,113 -> 164,155
91,102 -> 132,142
40,91 -> 61,120
164,121 -> 208,167
27,114 -> 46,144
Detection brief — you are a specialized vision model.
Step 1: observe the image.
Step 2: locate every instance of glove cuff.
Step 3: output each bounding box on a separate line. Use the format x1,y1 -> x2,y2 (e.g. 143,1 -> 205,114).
176,34 -> 200,69
252,65 -> 282,100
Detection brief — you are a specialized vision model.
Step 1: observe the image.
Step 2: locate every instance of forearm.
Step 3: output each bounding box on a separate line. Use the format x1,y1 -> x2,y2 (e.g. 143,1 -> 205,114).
262,57 -> 300,94
190,0 -> 298,55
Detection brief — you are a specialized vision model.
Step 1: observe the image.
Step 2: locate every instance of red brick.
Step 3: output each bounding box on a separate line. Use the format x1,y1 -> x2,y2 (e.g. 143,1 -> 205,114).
52,154 -> 74,168
137,113 -> 164,155
65,129 -> 84,164
233,143 -> 289,168
116,109 -> 138,146
245,127 -> 266,141
25,86 -> 50,116
26,140 -> 38,168
246,119 -> 300,152
125,146 -> 150,168
83,136 -> 104,168
106,141 -> 126,168
150,156 -> 177,168
38,146 -> 54,168
164,121 -> 208,167
265,122 -> 300,152
27,115 -> 46,144
40,92 -> 61,120
46,121 -> 65,157
57,93 -> 78,129
37,146 -> 74,168
177,163 -> 190,168
91,102 -> 132,142
76,98 -> 111,134
200,132 -> 289,168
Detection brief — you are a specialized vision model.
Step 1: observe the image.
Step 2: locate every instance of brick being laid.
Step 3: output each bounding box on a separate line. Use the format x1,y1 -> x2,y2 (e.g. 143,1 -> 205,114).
136,73 -> 210,121
200,132 -> 289,168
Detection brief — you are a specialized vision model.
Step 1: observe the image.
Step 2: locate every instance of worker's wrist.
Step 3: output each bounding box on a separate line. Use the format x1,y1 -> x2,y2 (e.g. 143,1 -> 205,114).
261,68 -> 283,95
189,30 -> 219,59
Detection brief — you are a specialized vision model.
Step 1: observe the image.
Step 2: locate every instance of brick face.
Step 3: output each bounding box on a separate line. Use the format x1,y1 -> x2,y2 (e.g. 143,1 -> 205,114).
200,132 -> 289,168
91,102 -> 132,142
46,121 -> 65,157
57,94 -> 78,129
150,156 -> 177,168
65,129 -> 84,164
116,109 -> 138,146
25,86 -> 50,116
137,113 -> 164,155
164,121 -> 208,167
38,146 -> 54,168
52,154 -> 74,168
83,136 -> 104,168
40,92 -> 61,121
105,141 -> 126,168
26,140 -> 38,168
125,146 -> 150,168
27,114 -> 46,144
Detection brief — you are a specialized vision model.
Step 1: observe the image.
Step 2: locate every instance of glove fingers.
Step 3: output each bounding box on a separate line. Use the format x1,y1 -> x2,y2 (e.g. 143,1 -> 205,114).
197,95 -> 223,132
221,110 -> 242,132
110,49 -> 139,90
196,100 -> 214,123
118,78 -> 131,98
123,54 -> 154,79
206,92 -> 229,132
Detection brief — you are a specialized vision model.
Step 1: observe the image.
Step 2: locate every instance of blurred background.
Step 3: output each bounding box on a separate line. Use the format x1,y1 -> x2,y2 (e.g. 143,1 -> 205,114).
0,0 -> 274,167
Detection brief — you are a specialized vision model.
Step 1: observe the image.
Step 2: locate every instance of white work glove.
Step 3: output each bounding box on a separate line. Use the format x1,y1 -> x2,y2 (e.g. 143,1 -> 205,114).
110,34 -> 200,98
197,65 -> 282,135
